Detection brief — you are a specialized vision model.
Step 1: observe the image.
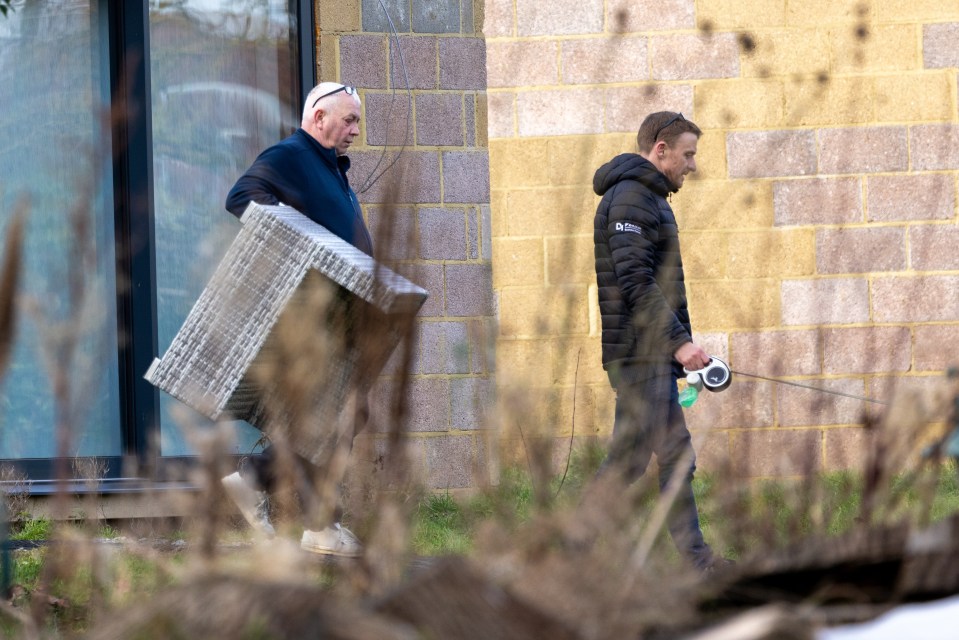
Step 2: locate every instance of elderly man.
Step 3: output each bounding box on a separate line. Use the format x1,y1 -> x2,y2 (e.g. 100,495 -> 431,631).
222,82 -> 371,557
593,111 -> 722,572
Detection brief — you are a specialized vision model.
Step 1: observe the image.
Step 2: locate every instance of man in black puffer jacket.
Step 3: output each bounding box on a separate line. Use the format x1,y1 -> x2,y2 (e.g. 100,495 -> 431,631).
593,111 -> 719,571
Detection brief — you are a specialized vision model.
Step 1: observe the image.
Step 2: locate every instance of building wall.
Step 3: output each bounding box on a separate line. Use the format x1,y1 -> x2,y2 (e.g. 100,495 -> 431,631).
315,0 -> 495,489
485,0 -> 959,478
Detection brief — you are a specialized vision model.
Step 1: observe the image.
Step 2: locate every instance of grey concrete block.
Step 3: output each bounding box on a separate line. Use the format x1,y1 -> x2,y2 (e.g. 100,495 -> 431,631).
417,207 -> 467,260
412,0 -> 460,33
362,0 -> 411,32
445,263 -> 493,316
450,376 -> 493,430
439,37 -> 486,89
340,34 -> 388,89
415,93 -> 465,146
415,320 -> 470,374
426,435 -> 476,488
442,150 -> 490,204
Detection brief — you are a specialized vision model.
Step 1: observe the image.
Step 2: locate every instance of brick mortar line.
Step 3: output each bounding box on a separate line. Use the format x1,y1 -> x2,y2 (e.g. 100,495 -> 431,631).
485,81 -> 694,92
491,184 -> 596,192
762,170 -> 959,179
483,23 -> 959,43
724,323 -> 959,331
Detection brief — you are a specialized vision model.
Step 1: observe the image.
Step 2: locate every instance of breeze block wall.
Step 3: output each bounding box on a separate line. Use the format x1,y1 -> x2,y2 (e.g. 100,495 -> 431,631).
315,0 -> 495,490
485,0 -> 959,478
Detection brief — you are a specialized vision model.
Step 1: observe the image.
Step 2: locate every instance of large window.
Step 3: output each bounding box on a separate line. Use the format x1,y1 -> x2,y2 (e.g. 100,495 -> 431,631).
149,1 -> 300,456
0,2 -> 120,460
0,0 -> 313,479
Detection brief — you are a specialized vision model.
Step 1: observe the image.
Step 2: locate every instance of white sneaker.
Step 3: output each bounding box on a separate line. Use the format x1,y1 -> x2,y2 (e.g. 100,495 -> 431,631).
221,471 -> 275,538
300,523 -> 363,557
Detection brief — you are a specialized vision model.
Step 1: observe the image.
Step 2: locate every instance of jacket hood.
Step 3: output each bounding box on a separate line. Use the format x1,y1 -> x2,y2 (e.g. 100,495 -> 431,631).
593,153 -> 676,197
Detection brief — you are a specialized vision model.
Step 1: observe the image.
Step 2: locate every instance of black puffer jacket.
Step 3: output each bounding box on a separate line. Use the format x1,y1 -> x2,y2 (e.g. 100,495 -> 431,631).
593,153 -> 691,381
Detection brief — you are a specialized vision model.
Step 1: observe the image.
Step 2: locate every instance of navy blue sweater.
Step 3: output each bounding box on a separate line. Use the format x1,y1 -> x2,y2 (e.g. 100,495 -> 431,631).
226,128 -> 373,255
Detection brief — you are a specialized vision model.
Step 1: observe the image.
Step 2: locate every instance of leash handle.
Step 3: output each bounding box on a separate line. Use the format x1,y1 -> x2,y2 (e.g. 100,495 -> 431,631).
684,357 -> 732,392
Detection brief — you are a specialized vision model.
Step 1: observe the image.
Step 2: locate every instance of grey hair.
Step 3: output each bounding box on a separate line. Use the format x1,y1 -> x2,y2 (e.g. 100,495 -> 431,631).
301,82 -> 360,126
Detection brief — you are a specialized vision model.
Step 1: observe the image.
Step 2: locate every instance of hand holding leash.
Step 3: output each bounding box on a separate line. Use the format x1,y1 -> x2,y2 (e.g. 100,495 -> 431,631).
679,357 -> 732,407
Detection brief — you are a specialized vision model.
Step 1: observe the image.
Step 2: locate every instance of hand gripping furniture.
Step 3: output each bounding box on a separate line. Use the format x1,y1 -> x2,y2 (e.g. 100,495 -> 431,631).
145,202 -> 428,464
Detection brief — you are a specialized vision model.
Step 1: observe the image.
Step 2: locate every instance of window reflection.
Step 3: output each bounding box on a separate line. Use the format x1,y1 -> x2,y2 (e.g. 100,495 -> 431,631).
149,0 -> 298,455
0,1 -> 121,459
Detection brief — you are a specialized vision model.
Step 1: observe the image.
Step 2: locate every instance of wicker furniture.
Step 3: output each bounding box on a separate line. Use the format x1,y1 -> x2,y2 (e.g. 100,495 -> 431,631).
145,202 -> 427,462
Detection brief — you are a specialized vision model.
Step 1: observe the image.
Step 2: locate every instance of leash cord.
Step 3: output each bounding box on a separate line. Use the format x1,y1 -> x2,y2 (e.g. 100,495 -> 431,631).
729,369 -> 889,406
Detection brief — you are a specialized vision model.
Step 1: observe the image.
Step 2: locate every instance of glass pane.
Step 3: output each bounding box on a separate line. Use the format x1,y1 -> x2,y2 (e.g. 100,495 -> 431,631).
149,0 -> 299,456
0,1 -> 121,458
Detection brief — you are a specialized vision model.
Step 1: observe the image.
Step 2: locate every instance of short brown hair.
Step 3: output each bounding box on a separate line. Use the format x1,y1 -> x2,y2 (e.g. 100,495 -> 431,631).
637,111 -> 702,153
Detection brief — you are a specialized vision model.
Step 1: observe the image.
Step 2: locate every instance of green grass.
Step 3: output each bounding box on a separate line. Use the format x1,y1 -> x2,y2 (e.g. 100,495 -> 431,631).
411,461 -> 959,557
411,465 -> 544,555
10,515 -> 52,541
411,493 -> 473,555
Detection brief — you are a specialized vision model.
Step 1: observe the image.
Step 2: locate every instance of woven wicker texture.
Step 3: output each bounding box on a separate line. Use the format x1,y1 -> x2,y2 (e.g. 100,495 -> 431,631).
145,202 -> 427,463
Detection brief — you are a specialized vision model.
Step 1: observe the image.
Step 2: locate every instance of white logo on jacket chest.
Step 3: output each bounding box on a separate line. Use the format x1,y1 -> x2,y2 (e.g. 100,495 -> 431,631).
614,222 -> 643,236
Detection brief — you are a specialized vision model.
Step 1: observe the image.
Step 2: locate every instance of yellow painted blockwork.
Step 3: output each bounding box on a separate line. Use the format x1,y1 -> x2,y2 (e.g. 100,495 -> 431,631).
546,235 -> 594,285
491,237 -> 544,287
690,131 -> 727,181
497,338 -> 554,385
490,189 -> 508,236
550,336 -> 608,387
486,0 -> 959,477
694,79 -> 784,129
829,24 -> 920,73
318,36 -> 338,82
740,29 -> 832,78
498,285 -> 590,337
321,0 -> 360,32
874,72 -> 955,122
547,135 -> 636,187
505,186 -> 597,237
681,231 -> 730,280
495,384 -> 599,439
673,180 -> 774,230
874,0 -> 959,22
695,0 -> 786,30
547,385 -> 600,438
784,75 -> 874,126
784,0 -> 872,26
687,279 -> 781,331
726,228 -> 816,278
489,139 -> 550,188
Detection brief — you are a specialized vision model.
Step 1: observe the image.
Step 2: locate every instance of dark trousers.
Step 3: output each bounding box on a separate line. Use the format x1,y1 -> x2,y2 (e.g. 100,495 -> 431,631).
601,366 -> 713,568
239,444 -> 343,526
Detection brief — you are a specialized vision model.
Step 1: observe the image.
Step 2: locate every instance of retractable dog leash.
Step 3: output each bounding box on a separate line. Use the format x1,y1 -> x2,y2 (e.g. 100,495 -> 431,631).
680,356 -> 889,408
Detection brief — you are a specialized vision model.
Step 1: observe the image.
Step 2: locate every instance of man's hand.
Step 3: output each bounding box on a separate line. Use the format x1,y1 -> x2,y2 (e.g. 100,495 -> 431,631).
674,342 -> 710,371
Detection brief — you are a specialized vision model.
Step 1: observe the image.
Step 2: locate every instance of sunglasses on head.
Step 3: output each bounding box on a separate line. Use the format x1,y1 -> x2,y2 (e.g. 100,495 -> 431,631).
654,112 -> 686,141
311,85 -> 356,109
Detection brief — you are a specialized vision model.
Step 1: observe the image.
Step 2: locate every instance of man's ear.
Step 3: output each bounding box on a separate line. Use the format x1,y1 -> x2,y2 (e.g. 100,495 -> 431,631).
654,140 -> 667,157
313,108 -> 325,127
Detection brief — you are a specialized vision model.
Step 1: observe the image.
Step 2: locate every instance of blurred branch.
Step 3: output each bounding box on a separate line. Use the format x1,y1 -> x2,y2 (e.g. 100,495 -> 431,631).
0,203 -> 25,380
